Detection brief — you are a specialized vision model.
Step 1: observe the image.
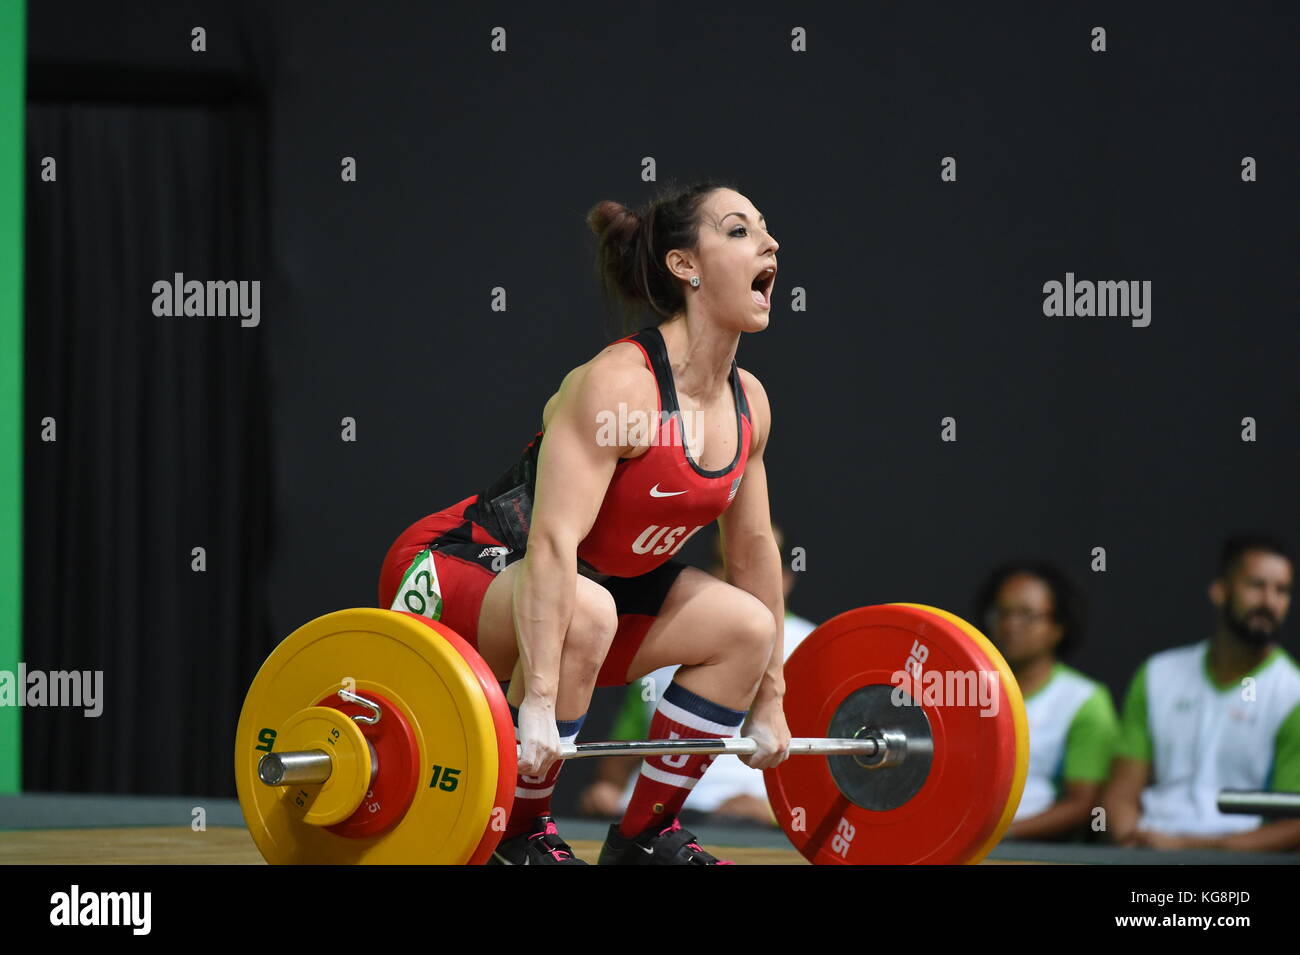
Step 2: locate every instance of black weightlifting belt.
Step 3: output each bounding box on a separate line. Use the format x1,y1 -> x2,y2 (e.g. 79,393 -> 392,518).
472,437 -> 609,583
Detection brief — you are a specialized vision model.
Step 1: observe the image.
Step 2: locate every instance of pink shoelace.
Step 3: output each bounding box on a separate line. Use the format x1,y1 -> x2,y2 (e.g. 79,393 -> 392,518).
530,819 -> 572,862
659,818 -> 734,864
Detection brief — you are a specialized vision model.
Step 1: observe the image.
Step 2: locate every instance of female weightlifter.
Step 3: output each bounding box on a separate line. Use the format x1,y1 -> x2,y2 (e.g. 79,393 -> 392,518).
377,180 -> 789,865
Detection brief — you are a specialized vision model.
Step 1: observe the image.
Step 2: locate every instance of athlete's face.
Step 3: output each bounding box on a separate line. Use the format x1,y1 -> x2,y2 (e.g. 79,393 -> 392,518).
1210,550 -> 1292,649
666,189 -> 779,332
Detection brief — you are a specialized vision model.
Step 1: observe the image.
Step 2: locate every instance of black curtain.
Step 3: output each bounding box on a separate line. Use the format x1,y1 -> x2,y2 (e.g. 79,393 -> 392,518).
24,91 -> 272,796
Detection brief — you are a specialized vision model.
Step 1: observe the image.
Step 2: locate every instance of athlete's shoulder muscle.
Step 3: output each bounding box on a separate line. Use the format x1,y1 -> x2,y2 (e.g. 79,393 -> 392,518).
542,340 -> 654,433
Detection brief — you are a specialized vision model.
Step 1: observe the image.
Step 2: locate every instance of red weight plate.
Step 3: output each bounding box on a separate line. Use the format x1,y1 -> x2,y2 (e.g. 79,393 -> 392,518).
399,613 -> 517,865
764,604 -> 1022,864
317,689 -> 421,839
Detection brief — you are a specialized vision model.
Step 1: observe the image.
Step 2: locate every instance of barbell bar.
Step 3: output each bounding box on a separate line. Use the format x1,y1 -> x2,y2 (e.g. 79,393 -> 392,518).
1217,790 -> 1300,818
258,730 -> 911,790
259,750 -> 334,786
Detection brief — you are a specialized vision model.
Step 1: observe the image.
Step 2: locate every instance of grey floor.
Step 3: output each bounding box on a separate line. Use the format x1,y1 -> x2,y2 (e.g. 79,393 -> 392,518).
1,793 -> 1297,864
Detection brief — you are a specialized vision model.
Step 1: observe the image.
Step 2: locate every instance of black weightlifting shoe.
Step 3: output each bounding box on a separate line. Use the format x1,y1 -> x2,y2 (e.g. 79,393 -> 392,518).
597,816 -> 734,865
487,814 -> 587,865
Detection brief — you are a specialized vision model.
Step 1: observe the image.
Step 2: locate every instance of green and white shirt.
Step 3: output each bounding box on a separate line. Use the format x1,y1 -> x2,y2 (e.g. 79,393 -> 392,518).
1117,642 -> 1300,836
1015,664 -> 1119,820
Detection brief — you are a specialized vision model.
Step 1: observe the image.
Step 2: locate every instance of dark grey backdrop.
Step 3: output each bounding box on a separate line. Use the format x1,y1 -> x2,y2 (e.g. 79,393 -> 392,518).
25,1 -> 1300,801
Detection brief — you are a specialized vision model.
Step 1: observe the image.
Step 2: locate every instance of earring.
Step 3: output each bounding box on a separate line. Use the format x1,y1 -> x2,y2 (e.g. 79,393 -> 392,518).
689,276 -> 700,287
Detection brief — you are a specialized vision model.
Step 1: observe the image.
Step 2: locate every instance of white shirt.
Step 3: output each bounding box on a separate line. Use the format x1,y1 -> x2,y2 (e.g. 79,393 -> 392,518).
1137,642 -> 1300,836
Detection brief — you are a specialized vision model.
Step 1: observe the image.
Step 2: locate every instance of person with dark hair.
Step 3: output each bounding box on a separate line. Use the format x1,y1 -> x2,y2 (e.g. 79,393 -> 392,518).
377,180 -> 788,864
974,561 -> 1119,840
1103,533 -> 1300,851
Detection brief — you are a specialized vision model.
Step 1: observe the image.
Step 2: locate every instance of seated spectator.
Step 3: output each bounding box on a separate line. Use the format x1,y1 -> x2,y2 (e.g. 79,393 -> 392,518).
579,524 -> 816,827
1102,532 -> 1300,850
976,560 -> 1119,840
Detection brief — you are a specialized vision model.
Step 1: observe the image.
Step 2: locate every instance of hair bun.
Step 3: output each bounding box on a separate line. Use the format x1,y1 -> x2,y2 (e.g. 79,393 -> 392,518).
588,200 -> 639,243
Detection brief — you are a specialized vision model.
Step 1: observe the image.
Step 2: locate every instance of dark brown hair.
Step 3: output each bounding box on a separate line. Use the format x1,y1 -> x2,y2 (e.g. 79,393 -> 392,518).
973,560 -> 1086,659
1219,532 -> 1291,580
586,178 -> 740,335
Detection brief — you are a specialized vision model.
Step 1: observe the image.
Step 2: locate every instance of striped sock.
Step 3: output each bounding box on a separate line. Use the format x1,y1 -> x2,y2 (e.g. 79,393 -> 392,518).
618,681 -> 746,838
504,704 -> 585,839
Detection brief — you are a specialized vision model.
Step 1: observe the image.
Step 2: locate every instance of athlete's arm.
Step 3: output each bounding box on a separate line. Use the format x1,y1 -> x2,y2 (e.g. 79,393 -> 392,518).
513,351 -> 651,774
1005,780 -> 1102,840
1102,757 -> 1150,845
1102,666 -> 1153,844
1010,686 -> 1119,839
716,368 -> 789,768
1177,819 -> 1300,852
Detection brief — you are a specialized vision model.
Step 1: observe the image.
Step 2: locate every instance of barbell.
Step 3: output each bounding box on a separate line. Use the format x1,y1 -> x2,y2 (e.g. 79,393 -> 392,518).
1217,791 -> 1300,818
234,602 -> 1029,864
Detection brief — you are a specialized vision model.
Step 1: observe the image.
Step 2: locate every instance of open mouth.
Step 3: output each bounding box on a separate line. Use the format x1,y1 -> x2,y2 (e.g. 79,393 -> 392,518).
750,266 -> 776,308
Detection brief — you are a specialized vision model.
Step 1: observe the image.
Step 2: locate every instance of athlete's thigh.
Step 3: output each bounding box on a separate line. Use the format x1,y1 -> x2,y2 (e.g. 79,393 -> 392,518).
475,559 -> 616,680
621,565 -> 773,682
474,560 -> 526,679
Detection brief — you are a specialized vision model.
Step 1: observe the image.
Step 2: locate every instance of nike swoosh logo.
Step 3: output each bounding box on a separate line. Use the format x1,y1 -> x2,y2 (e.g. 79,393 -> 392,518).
649,484 -> 687,497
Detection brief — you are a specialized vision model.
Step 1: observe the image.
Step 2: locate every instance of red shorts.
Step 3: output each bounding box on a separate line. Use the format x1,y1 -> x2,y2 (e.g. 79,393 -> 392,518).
377,494 -> 687,687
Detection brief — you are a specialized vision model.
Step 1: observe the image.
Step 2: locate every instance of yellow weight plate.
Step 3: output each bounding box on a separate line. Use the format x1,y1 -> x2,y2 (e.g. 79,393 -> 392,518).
235,608 -> 502,863
275,706 -> 373,827
891,603 -> 1029,864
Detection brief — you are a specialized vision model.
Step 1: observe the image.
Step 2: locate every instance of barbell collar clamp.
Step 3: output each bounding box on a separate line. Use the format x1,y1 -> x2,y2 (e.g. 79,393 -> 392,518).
855,728 -> 911,769
337,689 -> 382,725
